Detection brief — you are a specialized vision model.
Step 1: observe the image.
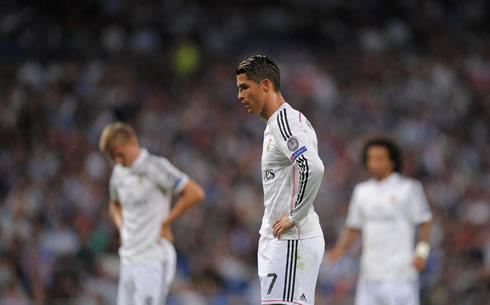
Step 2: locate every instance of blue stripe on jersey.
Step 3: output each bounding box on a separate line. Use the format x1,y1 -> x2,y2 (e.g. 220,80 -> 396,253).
290,146 -> 307,162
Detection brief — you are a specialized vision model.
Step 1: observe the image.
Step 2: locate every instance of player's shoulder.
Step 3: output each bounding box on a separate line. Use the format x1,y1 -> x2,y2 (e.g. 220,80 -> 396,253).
396,174 -> 423,189
111,163 -> 125,175
353,179 -> 374,192
270,103 -> 309,137
145,152 -> 171,167
110,163 -> 126,183
142,152 -> 179,177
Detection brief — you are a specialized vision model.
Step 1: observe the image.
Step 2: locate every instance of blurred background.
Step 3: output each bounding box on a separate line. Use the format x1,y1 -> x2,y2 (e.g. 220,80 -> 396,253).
0,0 -> 489,304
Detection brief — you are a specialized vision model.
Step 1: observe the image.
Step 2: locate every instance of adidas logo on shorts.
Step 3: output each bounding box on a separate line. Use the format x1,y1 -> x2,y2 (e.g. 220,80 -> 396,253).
299,293 -> 307,301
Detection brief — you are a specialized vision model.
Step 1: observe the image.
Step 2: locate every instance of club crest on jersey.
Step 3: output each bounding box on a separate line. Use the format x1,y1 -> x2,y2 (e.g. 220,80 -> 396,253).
287,136 -> 299,151
266,138 -> 273,152
290,146 -> 307,162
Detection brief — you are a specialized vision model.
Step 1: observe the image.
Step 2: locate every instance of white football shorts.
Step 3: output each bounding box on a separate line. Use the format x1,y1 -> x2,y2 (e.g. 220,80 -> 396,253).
117,238 -> 176,305
356,279 -> 419,305
258,235 -> 325,305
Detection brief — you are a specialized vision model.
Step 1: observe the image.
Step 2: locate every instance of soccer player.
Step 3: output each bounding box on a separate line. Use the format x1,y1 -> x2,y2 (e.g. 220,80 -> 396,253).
236,55 -> 325,305
328,136 -> 433,305
99,122 -> 205,305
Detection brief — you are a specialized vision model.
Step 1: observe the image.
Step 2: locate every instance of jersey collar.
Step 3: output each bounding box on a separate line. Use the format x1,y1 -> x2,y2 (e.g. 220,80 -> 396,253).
267,102 -> 289,124
373,172 -> 400,186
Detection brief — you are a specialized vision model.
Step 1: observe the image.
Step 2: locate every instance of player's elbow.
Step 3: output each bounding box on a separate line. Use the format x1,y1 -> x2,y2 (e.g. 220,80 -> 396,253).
310,161 -> 324,181
194,184 -> 206,203
184,180 -> 206,205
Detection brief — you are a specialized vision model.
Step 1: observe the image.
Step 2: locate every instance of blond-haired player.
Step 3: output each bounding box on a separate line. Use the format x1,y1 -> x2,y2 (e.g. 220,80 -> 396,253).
99,122 -> 205,305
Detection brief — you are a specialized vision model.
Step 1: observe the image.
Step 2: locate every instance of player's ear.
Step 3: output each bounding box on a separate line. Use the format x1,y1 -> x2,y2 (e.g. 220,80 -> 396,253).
261,79 -> 272,92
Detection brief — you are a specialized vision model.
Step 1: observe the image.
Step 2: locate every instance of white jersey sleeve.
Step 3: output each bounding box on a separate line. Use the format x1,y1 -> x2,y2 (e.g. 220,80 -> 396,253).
270,110 -> 324,225
109,165 -> 121,201
345,185 -> 363,229
145,156 -> 189,194
408,181 -> 432,224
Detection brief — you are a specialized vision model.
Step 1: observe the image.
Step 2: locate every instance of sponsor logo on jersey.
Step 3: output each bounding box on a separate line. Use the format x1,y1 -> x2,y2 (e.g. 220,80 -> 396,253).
290,146 -> 307,162
287,136 -> 299,151
263,169 -> 275,181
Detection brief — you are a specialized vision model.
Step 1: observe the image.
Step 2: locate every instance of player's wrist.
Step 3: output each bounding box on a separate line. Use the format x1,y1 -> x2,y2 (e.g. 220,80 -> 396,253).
288,215 -> 297,225
414,241 -> 430,260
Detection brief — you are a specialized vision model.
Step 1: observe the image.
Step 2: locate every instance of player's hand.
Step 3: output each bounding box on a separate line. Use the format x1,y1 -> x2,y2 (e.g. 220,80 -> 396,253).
327,248 -> 343,264
412,256 -> 426,271
160,222 -> 174,243
272,215 -> 294,239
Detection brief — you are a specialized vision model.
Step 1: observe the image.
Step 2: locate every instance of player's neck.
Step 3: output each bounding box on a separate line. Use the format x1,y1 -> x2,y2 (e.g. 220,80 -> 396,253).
127,148 -> 142,167
374,171 -> 394,181
260,93 -> 285,120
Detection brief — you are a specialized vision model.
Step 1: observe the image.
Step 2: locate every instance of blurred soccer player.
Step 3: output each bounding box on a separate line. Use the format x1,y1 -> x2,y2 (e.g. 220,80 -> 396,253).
99,122 -> 205,305
328,136 -> 433,305
236,55 -> 325,305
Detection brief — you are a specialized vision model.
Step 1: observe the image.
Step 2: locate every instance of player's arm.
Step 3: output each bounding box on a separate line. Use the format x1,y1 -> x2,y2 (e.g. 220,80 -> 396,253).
160,179 -> 204,243
162,178 -> 205,226
109,200 -> 123,233
108,172 -> 123,235
412,219 -> 432,271
410,181 -> 433,271
327,186 -> 363,263
271,111 -> 324,238
328,227 -> 361,262
147,156 -> 205,242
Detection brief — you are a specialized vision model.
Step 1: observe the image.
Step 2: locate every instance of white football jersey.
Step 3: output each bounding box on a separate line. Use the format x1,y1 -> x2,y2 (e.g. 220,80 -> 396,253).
346,173 -> 432,281
109,149 -> 188,265
260,103 -> 324,240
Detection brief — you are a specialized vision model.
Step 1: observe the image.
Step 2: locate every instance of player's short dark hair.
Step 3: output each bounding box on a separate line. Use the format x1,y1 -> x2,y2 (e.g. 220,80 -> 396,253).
361,135 -> 403,172
236,55 -> 280,91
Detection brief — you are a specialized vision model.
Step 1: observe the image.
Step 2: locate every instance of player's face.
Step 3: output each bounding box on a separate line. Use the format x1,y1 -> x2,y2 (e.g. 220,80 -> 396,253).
111,138 -> 139,167
366,145 -> 394,180
236,73 -> 266,115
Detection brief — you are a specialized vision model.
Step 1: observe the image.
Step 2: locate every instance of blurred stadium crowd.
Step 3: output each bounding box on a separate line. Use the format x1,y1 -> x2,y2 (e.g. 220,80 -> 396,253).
0,0 -> 489,304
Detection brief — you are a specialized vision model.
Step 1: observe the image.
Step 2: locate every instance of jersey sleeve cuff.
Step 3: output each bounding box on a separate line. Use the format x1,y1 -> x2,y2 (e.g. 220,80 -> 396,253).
289,214 -> 299,225
174,175 -> 189,194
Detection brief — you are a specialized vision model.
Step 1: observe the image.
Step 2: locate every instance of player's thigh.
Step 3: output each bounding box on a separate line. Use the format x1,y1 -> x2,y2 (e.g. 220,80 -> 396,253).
132,262 -> 169,305
258,236 -> 324,305
382,281 -> 419,305
297,236 -> 325,304
160,238 -> 177,299
117,265 -> 135,305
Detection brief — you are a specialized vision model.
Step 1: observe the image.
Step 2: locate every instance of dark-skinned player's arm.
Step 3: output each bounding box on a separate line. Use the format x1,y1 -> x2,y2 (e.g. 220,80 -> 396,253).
412,220 -> 432,271
327,227 -> 361,263
328,186 -> 363,263
410,181 -> 433,271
